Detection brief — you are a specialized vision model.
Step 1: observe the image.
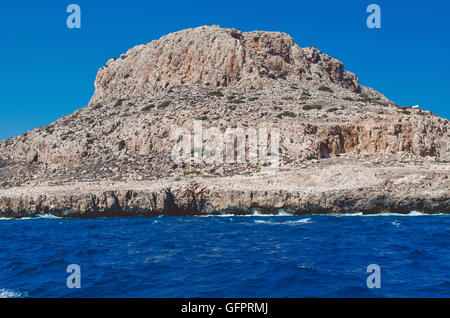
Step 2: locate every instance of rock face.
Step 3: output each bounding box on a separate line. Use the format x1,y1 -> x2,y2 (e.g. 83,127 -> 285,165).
90,26 -> 361,105
0,161 -> 449,217
0,25 -> 449,217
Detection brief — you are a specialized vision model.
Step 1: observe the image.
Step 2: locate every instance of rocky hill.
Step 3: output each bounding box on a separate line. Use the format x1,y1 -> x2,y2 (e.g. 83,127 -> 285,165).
0,25 -> 449,217
90,25 -> 364,104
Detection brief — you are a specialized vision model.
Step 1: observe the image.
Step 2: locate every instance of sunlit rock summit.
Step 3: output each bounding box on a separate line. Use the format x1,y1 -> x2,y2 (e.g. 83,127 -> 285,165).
90,25 -> 362,105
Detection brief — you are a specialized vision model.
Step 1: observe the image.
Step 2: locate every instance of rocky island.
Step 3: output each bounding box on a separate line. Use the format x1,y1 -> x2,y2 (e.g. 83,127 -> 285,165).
0,25 -> 449,218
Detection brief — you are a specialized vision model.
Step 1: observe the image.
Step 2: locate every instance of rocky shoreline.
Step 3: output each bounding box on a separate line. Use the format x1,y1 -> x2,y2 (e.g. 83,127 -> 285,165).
1,160 -> 448,218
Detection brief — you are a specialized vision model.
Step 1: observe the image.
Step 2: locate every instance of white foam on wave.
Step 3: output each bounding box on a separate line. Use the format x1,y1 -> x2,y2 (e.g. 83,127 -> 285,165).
334,212 -> 364,217
36,214 -> 62,219
0,214 -> 62,220
197,209 -> 293,217
254,218 -> 312,225
275,209 -> 291,216
199,209 -> 293,217
197,213 -> 237,218
332,211 -> 436,217
0,288 -> 28,298
364,211 -> 425,217
197,210 -> 450,218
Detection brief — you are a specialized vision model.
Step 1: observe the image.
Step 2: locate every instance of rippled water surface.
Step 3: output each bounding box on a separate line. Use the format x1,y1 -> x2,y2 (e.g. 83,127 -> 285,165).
0,213 -> 449,297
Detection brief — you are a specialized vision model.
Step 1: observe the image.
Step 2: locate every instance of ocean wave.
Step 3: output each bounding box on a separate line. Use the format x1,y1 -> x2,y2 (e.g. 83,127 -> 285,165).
254,218 -> 312,225
250,209 -> 282,217
35,214 -> 62,219
197,213 -> 239,218
1,210 -> 448,220
0,214 -> 62,221
363,211 -> 425,217
199,210 -> 447,218
333,211 -> 444,217
0,288 -> 28,298
334,212 -> 364,217
199,209 -> 294,217
0,214 -> 449,297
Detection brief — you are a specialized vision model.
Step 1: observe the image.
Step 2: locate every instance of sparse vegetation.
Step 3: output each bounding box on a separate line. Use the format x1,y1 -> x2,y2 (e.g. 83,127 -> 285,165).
303,104 -> 322,111
142,104 -> 155,111
318,86 -> 333,93
208,90 -> 224,97
276,111 -> 297,119
158,101 -> 171,109
45,126 -> 55,135
227,95 -> 246,104
357,94 -> 372,102
118,140 -> 126,151
196,115 -> 208,121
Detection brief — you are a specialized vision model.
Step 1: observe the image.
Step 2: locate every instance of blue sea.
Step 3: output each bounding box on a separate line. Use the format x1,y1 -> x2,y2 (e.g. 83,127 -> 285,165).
0,213 -> 449,298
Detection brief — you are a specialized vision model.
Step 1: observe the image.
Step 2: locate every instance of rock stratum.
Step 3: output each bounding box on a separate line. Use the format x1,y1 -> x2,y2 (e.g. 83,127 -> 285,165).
0,25 -> 449,217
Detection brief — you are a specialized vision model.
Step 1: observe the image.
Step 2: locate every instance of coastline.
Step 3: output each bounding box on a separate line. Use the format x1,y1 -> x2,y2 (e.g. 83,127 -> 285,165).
1,160 -> 448,218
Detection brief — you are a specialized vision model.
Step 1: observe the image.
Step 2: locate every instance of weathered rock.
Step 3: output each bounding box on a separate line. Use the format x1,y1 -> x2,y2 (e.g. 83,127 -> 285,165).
90,25 -> 362,105
0,26 -> 448,217
0,162 -> 449,217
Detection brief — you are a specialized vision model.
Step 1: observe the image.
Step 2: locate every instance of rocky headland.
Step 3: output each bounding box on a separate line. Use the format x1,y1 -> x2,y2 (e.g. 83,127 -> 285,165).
0,25 -> 449,217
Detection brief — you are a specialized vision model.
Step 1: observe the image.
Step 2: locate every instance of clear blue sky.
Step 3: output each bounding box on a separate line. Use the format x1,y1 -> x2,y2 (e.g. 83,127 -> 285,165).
1,0 -> 449,140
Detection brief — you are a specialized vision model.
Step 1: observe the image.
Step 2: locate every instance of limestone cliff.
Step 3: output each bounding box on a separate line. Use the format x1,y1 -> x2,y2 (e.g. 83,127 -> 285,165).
0,26 -> 448,217
90,25 -> 363,105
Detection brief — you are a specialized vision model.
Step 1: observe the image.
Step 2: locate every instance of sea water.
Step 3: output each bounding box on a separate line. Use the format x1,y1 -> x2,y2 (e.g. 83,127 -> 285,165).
0,213 -> 449,298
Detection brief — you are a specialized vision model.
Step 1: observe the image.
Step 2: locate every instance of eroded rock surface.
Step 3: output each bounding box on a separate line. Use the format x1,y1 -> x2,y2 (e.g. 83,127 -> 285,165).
0,26 -> 448,217
90,25 -> 362,105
